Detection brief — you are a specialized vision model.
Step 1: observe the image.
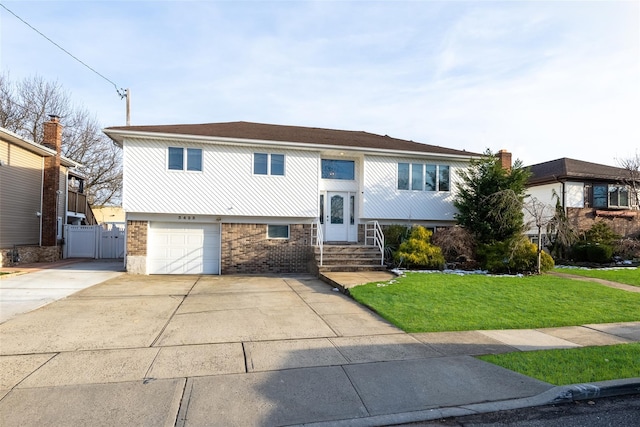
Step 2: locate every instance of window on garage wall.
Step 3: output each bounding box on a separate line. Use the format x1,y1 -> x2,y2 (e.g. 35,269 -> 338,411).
267,225 -> 289,239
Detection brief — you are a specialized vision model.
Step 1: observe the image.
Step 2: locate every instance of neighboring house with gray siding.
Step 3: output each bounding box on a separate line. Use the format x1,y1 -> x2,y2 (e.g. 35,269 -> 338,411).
0,117 -> 88,266
105,121 -> 482,275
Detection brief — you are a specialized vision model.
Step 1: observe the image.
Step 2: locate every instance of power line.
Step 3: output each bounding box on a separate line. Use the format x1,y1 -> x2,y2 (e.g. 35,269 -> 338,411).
0,2 -> 127,99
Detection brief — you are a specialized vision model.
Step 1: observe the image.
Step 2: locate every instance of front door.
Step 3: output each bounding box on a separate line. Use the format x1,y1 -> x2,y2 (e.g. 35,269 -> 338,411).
325,192 -> 349,241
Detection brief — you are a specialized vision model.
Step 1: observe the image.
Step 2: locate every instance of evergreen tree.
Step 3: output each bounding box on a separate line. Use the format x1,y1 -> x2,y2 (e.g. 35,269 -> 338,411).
454,149 -> 531,245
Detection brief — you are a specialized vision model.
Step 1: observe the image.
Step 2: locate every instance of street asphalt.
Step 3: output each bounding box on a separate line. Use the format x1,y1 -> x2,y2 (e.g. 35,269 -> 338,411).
0,261 -> 638,426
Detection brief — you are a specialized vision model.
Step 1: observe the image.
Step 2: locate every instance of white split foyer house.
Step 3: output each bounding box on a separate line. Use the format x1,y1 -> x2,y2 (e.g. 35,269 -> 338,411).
104,121 -> 484,275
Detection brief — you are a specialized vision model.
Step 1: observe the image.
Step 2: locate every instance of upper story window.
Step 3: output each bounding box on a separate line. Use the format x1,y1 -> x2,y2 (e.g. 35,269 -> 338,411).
322,159 -> 354,180
398,163 -> 450,192
592,184 -> 630,209
254,153 -> 285,176
168,147 -> 202,171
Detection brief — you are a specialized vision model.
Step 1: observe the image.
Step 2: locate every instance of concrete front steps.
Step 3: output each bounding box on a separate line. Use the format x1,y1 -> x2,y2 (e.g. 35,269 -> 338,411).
314,244 -> 387,273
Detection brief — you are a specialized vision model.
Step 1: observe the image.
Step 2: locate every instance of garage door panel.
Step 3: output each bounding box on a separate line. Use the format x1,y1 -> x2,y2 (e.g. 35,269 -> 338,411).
148,222 -> 220,275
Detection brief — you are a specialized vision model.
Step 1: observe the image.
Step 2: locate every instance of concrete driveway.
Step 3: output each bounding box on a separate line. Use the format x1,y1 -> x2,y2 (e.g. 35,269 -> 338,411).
0,260 -> 125,323
0,273 -> 558,426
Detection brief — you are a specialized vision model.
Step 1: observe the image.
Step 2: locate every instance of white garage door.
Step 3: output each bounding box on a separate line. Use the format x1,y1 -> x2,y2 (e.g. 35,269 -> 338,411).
148,222 -> 220,274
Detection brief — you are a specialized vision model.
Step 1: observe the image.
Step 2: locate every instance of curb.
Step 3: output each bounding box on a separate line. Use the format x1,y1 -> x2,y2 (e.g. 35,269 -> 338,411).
298,379 -> 640,427
547,378 -> 640,403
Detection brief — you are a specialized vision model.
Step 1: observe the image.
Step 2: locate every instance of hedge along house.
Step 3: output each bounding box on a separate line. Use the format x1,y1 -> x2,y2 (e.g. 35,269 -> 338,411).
103,121 -> 480,275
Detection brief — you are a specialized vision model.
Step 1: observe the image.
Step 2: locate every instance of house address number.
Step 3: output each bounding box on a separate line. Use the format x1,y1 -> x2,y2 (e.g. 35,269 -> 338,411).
178,215 -> 196,220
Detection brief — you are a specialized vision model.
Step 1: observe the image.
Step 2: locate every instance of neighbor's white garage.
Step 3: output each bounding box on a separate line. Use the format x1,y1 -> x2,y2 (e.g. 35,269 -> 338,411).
147,222 -> 220,274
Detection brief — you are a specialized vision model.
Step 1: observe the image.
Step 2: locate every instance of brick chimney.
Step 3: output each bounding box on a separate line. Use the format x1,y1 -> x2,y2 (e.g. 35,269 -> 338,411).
41,115 -> 63,247
496,149 -> 512,172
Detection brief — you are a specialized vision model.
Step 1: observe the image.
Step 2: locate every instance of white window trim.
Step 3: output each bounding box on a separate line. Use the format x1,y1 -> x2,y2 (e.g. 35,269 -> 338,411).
398,162 -> 450,192
254,153 -> 285,176
167,147 -> 203,172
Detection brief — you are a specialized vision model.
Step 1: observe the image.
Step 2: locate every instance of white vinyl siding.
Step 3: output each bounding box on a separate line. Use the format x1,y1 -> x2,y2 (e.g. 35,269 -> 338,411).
123,139 -> 318,217
362,155 -> 464,221
0,141 -> 43,247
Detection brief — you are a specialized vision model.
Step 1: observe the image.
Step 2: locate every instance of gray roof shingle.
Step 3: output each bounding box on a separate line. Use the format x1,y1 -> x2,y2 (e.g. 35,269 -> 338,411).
527,158 -> 631,185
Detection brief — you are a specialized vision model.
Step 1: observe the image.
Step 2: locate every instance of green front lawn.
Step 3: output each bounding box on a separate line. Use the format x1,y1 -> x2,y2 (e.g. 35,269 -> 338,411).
349,272 -> 640,333
554,267 -> 640,287
478,343 -> 640,385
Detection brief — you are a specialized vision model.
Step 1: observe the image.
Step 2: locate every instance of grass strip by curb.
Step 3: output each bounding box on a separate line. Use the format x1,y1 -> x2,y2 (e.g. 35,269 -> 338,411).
478,343 -> 640,385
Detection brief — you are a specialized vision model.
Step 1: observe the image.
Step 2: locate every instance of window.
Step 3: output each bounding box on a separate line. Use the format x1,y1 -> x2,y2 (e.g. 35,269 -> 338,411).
398,163 -> 409,190
168,147 -> 183,170
321,159 -> 354,180
608,185 -> 630,208
593,185 -> 608,208
397,163 -> 451,192
254,153 -> 284,176
186,149 -> 202,171
319,194 -> 324,224
425,165 -> 436,191
411,164 -> 423,190
168,147 -> 202,171
267,225 -> 289,239
350,195 -> 355,225
439,165 -> 450,191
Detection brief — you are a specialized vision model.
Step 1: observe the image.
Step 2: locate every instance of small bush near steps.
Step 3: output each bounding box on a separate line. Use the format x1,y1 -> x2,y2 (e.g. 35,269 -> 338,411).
394,226 -> 445,270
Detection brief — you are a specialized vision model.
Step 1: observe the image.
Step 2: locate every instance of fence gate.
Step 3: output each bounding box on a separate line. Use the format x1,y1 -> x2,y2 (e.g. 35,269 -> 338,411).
100,223 -> 125,258
64,222 -> 125,259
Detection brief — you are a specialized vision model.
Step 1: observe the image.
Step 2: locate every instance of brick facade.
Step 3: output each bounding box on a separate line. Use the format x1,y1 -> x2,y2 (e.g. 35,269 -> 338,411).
221,223 -> 314,274
126,220 -> 148,256
567,208 -> 640,238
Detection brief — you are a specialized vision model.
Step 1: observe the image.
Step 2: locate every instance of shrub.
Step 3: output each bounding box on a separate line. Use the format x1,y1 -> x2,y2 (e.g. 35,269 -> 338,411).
612,238 -> 640,260
394,226 -> 445,270
584,222 -> 620,245
478,237 -> 554,274
431,225 -> 475,263
383,225 -> 410,250
382,224 -> 410,264
572,242 -> 614,264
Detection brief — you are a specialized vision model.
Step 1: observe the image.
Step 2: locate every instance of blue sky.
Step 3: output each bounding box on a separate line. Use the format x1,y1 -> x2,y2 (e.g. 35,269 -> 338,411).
1,0 -> 638,167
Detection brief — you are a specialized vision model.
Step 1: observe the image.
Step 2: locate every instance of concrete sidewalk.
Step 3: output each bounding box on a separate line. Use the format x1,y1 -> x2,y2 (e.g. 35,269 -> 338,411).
0,271 -> 638,426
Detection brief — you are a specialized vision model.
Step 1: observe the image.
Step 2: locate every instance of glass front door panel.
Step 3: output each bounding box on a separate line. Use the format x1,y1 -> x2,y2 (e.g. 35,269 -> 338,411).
330,195 -> 344,224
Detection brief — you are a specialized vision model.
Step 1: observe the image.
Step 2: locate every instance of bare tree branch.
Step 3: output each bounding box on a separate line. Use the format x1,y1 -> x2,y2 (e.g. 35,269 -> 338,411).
0,73 -> 122,206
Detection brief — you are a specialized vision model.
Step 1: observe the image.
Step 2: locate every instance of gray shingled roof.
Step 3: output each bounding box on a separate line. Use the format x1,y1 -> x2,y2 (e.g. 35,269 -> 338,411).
527,157 -> 631,185
104,121 -> 478,157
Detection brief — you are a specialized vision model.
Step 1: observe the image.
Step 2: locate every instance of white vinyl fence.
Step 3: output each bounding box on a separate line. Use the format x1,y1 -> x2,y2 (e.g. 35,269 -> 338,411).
64,222 -> 125,259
